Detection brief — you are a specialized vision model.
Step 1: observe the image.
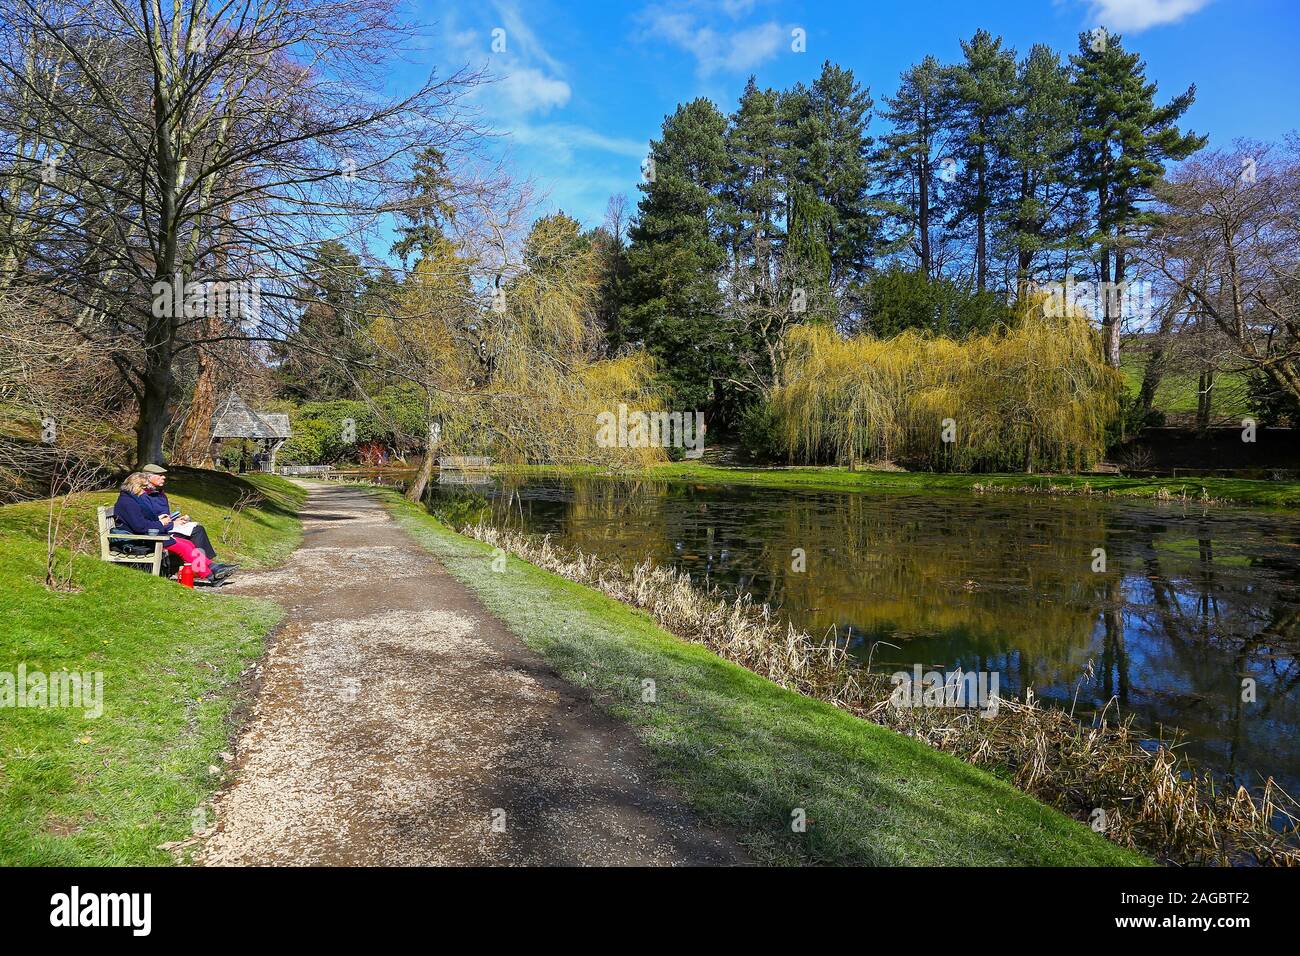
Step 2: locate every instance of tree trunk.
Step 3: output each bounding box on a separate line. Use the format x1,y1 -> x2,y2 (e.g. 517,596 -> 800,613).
1097,181 -> 1122,368
1135,301 -> 1179,420
918,156 -> 931,279
1196,367 -> 1214,432
405,412 -> 440,502
1015,169 -> 1032,296
177,342 -> 219,466
135,403 -> 169,469
1017,246 -> 1033,302
1100,246 -> 1122,368
975,155 -> 987,292
134,355 -> 174,468
405,449 -> 435,503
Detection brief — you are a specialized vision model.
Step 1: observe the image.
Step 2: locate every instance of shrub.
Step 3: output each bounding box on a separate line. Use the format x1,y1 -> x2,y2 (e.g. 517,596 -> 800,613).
737,400 -> 786,463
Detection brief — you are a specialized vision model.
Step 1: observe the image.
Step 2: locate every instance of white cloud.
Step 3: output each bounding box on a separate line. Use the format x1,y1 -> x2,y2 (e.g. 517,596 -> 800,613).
495,66 -> 571,114
441,1 -> 572,117
490,0 -> 567,77
425,2 -> 648,226
510,123 -> 648,162
1083,0 -> 1214,32
643,9 -> 789,76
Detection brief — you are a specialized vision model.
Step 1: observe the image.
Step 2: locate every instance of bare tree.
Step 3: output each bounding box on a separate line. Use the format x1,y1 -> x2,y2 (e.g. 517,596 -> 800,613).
0,0 -> 484,466
0,289 -> 123,498
1148,139 -> 1300,408
722,255 -> 837,396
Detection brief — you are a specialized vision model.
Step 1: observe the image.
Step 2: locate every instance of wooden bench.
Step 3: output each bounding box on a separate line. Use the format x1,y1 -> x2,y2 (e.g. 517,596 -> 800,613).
97,505 -> 170,576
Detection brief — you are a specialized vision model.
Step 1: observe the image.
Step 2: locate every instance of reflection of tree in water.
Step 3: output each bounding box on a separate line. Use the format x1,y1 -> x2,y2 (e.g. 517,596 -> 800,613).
746,492 -> 1110,678
1105,513 -> 1300,790
432,477 -> 1300,793
424,484 -> 493,528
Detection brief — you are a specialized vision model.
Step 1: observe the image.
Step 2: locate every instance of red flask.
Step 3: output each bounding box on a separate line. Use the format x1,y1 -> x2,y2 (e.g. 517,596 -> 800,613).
180,564 -> 195,588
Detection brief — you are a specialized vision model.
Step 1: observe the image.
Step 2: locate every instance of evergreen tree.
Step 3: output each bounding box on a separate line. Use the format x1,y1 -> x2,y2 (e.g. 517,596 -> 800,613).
620,99 -> 731,412
588,224 -> 628,350
592,195 -> 633,349
876,56 -> 955,279
947,30 -> 1017,291
1071,28 -> 1205,365
390,147 -> 457,266
785,182 -> 833,317
787,61 -> 879,294
275,240 -> 368,401
994,44 -> 1086,292
724,78 -> 785,276
861,265 -> 1011,337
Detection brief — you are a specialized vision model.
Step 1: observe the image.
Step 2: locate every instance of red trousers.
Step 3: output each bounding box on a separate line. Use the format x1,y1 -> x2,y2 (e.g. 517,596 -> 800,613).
166,538 -> 211,578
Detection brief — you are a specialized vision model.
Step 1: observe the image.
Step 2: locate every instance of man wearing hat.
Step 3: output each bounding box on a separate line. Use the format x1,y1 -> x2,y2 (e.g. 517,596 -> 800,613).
140,464 -> 237,578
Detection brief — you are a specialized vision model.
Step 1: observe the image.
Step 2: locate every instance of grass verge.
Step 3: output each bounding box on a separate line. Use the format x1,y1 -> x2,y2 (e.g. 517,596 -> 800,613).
1120,351 -> 1252,421
0,470 -> 305,865
381,489 -> 1146,866
503,462 -> 1300,509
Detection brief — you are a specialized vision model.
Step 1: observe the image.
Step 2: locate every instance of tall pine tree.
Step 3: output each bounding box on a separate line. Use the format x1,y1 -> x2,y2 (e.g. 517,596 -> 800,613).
995,44 -> 1086,293
621,99 -> 731,412
947,30 -> 1017,292
876,56 -> 955,279
275,240 -> 369,401
724,78 -> 785,278
1071,28 -> 1205,365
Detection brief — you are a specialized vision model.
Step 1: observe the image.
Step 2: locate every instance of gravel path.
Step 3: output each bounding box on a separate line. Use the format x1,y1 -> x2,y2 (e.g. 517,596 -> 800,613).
197,481 -> 745,866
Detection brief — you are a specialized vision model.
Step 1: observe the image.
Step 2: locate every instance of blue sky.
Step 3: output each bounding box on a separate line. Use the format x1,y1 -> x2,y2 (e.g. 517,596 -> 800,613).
402,0 -> 1299,228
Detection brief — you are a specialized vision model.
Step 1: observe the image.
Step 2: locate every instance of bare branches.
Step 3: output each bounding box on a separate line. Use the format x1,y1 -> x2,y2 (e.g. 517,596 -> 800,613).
1149,140 -> 1300,406
0,0 -> 489,463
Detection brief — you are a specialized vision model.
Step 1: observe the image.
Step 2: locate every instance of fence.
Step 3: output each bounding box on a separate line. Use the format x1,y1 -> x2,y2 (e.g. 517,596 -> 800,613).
437,455 -> 493,471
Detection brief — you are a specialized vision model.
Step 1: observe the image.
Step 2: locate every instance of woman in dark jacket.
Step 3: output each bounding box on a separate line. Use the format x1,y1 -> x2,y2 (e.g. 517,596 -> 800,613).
114,472 -> 216,582
139,464 -> 218,560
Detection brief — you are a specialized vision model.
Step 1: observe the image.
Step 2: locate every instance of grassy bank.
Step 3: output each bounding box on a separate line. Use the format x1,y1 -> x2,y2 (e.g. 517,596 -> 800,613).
382,489 -> 1145,866
503,461 -> 1300,509
0,470 -> 305,865
1120,352 -> 1251,422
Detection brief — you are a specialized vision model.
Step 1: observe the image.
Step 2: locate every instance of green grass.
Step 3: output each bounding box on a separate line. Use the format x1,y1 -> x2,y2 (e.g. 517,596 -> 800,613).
381,489 -> 1147,866
0,470 -> 305,865
503,461 -> 1300,509
1120,351 -> 1252,419
0,467 -> 307,570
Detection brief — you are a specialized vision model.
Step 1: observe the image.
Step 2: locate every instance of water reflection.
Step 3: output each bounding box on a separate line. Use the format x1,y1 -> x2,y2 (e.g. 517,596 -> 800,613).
429,477 -> 1300,794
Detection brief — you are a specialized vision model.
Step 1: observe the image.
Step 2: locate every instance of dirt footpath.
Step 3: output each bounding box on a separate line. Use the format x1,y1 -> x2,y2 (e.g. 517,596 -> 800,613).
197,482 -> 745,866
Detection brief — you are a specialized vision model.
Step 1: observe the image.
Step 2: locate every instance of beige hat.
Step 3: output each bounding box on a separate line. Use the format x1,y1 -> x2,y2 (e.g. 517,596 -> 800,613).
141,463 -> 168,475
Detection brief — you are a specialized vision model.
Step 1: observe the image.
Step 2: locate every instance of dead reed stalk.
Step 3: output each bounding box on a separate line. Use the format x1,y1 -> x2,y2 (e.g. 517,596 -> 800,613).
464,521 -> 1300,866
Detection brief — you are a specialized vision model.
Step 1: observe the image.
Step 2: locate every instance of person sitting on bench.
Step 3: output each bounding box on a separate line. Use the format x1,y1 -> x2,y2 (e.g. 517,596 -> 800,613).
138,464 -> 236,579
113,472 -> 230,585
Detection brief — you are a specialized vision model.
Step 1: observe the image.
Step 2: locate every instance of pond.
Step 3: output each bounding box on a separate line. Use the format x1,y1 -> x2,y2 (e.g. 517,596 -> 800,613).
426,475 -> 1300,797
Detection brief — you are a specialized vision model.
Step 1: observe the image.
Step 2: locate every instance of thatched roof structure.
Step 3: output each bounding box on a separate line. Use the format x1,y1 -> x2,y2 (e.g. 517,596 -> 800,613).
211,391 -> 291,441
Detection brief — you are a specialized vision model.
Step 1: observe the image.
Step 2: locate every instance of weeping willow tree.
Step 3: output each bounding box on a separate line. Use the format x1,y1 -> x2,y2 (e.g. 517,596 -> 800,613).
769,295 -> 1121,472
380,212 -> 667,471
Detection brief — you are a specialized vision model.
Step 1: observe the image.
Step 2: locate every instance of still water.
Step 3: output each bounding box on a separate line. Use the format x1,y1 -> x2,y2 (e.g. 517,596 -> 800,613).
427,476 -> 1300,794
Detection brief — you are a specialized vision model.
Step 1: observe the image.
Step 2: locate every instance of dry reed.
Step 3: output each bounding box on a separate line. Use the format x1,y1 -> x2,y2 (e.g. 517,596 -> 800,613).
464,521 -> 1300,866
